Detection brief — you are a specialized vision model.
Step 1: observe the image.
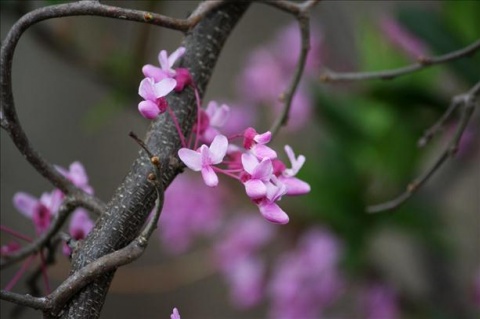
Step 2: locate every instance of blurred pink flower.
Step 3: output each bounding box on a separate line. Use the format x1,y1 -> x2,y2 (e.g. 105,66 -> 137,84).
56,161 -> 94,194
0,242 -> 21,256
361,283 -> 400,319
214,215 -> 275,308
158,173 -> 224,254
268,228 -> 344,319
13,190 -> 63,234
138,77 -> 176,119
170,307 -> 181,319
63,209 -> 94,256
380,16 -> 429,59
214,215 -> 275,270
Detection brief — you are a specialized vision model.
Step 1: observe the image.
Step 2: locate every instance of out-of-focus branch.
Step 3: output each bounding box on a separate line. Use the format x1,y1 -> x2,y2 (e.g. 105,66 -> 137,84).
0,152 -> 165,317
262,0 -> 322,136
367,81 -> 480,213
320,39 -> 480,82
1,196 -> 89,270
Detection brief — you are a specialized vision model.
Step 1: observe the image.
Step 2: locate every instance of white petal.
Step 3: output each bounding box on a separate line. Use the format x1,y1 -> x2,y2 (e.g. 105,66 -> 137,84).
241,153 -> 259,174
138,78 -> 156,100
168,47 -> 186,68
209,135 -> 228,164
178,148 -> 202,171
154,78 -> 177,97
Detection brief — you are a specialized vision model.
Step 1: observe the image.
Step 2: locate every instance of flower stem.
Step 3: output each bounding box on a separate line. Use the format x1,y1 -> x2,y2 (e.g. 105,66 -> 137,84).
0,225 -> 32,242
3,254 -> 36,291
167,105 -> 187,148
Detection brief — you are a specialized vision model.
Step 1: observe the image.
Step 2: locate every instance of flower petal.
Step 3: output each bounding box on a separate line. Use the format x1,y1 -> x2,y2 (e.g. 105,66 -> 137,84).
280,177 -> 311,196
168,47 -> 186,68
254,131 -> 272,144
138,100 -> 160,119
241,153 -> 259,174
138,78 -> 156,100
202,166 -> 219,187
258,202 -> 289,224
69,162 -> 88,187
13,192 -> 38,218
142,64 -> 167,82
154,78 -> 177,98
158,50 -> 169,71
209,135 -> 228,164
252,144 -> 277,160
178,148 -> 202,171
252,158 -> 273,180
244,179 -> 267,199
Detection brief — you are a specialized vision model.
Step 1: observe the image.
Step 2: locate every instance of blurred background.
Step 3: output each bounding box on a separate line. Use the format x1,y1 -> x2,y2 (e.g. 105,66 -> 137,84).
1,1 -> 479,318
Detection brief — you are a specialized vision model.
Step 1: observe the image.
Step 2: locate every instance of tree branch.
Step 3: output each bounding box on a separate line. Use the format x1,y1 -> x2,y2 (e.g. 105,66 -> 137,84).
261,0 -> 322,136
320,39 -> 480,82
367,81 -> 480,213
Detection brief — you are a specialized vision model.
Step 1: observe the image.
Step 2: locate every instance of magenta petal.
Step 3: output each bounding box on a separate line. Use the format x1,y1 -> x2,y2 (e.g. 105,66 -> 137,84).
69,209 -> 94,236
138,100 -> 160,119
209,135 -> 228,164
252,144 -> 277,160
245,180 -> 267,199
178,148 -> 202,171
13,192 -> 39,218
170,308 -> 181,319
258,202 -> 289,224
254,131 -> 272,144
281,177 -> 311,196
202,166 -> 219,187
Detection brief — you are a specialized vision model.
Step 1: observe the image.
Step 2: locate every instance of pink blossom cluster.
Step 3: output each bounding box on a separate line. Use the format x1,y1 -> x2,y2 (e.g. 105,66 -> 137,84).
178,120 -> 310,224
138,47 -> 191,119
2,162 -> 94,258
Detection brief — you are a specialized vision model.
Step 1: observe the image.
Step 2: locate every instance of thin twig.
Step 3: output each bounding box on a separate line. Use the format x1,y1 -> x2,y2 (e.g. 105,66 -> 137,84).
0,291 -> 47,311
367,81 -> 480,213
262,0 -> 322,136
320,39 -> 480,82
1,197 -> 84,269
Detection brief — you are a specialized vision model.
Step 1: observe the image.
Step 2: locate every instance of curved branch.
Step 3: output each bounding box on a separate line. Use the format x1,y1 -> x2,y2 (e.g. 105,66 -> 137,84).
367,81 -> 480,213
320,39 -> 480,82
0,0 -> 222,195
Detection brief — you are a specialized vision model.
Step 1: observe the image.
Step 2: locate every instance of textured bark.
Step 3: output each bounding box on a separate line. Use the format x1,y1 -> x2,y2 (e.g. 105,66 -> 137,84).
61,3 -> 250,318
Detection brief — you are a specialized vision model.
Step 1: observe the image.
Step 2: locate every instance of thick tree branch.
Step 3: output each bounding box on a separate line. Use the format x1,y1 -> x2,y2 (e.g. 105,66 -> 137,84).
320,39 -> 480,82
367,81 -> 480,213
60,3 -> 250,318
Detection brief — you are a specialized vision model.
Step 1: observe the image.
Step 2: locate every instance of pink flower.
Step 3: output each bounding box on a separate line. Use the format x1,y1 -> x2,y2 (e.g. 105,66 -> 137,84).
256,180 -> 289,224
224,257 -> 266,309
56,161 -> 93,194
142,47 -> 191,92
138,77 -> 177,119
178,135 -> 228,187
170,308 -> 181,319
63,209 -> 94,256
380,16 -> 429,59
13,190 -> 62,234
243,127 -> 277,160
197,101 -> 230,144
158,173 -> 224,253
278,145 -> 310,196
241,153 -> 273,199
